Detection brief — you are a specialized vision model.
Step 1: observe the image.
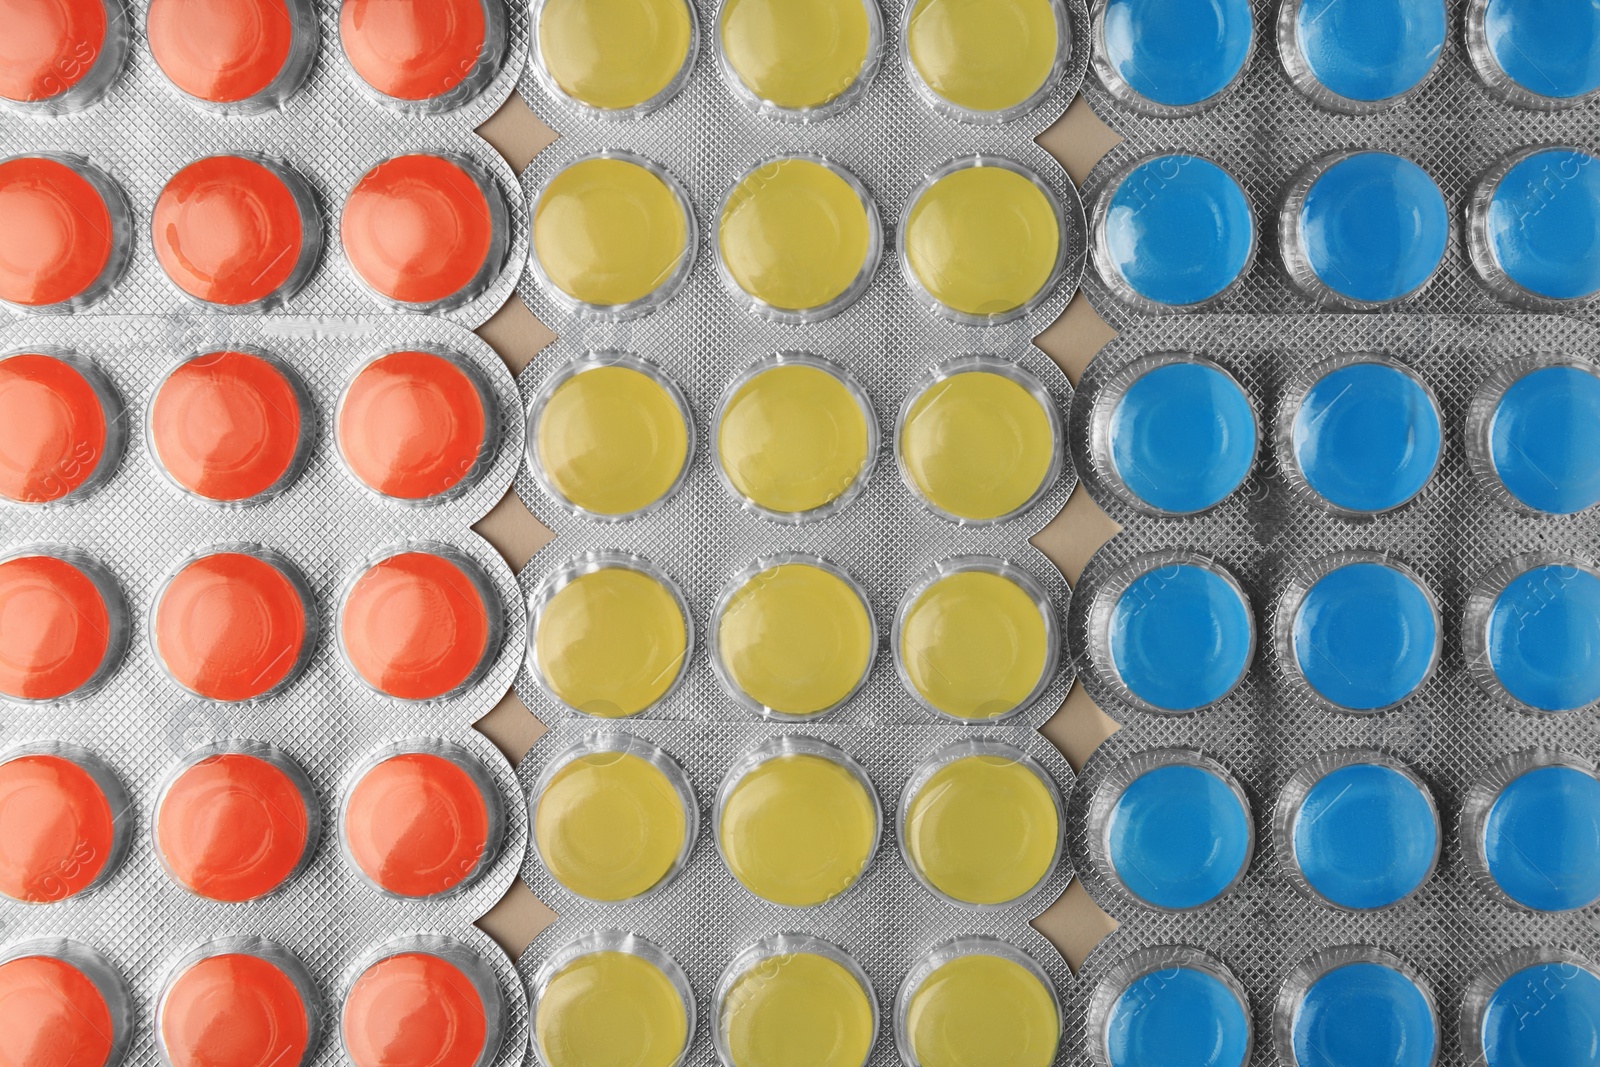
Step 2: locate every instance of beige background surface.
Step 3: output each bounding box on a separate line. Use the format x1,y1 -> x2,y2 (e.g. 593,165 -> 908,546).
462,92 -> 1129,973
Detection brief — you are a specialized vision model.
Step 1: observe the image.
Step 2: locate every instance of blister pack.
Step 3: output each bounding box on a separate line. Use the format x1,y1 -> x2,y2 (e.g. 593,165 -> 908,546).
0,316 -> 536,1067
1078,0 -> 1600,323
1057,0 -> 1600,1065
0,4 -> 541,1067
510,0 -> 1097,1061
1,0 -> 529,327
1064,314 -> 1600,1067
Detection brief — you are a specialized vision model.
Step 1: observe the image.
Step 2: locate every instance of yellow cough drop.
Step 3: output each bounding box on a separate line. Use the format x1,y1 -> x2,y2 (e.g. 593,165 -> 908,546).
903,165 -> 1060,318
718,363 -> 871,515
537,364 -> 689,517
537,0 -> 694,110
907,0 -> 1060,114
717,562 -> 873,716
906,953 -> 1060,1067
721,952 -> 875,1067
720,0 -> 873,110
534,157 -> 689,309
719,753 -> 877,906
904,754 -> 1059,905
900,569 -> 1049,719
535,566 -> 688,716
536,951 -> 689,1067
719,158 -> 874,313
535,751 -> 687,901
900,369 -> 1056,521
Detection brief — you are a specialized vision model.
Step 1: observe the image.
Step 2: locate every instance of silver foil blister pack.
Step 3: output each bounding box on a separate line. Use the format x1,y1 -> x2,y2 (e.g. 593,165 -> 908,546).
1,5 -> 540,1067
1079,0 -> 1600,324
1062,313 -> 1600,1066
0,312 -> 533,1067
1062,0 -> 1600,1057
1,0 -> 531,328
517,718 -> 1079,1067
511,0 -> 1095,1060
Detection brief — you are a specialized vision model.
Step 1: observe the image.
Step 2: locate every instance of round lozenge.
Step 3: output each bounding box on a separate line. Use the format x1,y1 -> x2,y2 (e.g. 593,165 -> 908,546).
0,748 -> 122,902
536,0 -> 693,112
902,748 -> 1059,906
339,0 -> 499,105
1477,957 -> 1600,1067
1286,958 -> 1437,1067
341,153 -> 503,310
535,947 -> 689,1067
0,0 -> 118,108
1104,760 -> 1252,910
718,947 -> 874,1067
1103,559 -> 1254,712
0,949 -> 124,1067
532,155 -> 692,314
902,949 -> 1059,1067
337,350 -> 491,503
0,552 -> 119,702
717,158 -> 874,317
1481,562 -> 1600,712
1474,147 -> 1600,303
534,361 -> 691,519
905,0 -> 1062,116
533,561 -> 689,717
147,0 -> 310,107
152,550 -> 311,702
1287,152 -> 1449,306
343,749 -> 497,898
1288,761 -> 1439,909
716,360 -> 871,518
0,352 -> 116,506
0,156 -> 124,309
343,946 -> 495,1067
714,559 -> 872,717
534,746 -> 689,901
896,564 -> 1052,720
1289,560 -> 1440,711
157,948 -> 315,1067
1100,960 -> 1250,1067
718,747 -> 876,906
1288,0 -> 1444,105
150,350 -> 305,504
718,0 -> 874,113
902,162 -> 1061,320
1481,762 -> 1600,911
1485,363 -> 1600,514
1103,358 -> 1257,514
1287,360 -> 1442,514
1097,154 -> 1254,308
151,155 -> 316,308
898,364 -> 1057,523
154,748 -> 315,902
1096,0 -> 1252,109
1475,0 -> 1600,103
339,549 -> 495,701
